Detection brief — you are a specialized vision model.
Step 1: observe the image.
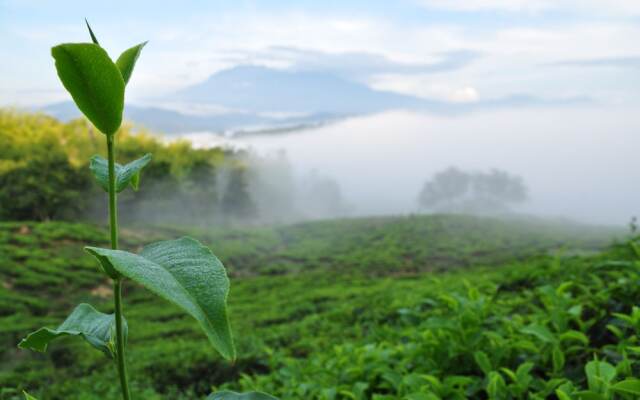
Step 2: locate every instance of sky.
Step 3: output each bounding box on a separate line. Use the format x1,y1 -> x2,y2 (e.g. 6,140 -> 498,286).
2,0 -> 639,106
1,0 -> 640,224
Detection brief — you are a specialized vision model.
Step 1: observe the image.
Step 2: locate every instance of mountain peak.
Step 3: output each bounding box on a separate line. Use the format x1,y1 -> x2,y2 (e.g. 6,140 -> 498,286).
175,64 -> 421,114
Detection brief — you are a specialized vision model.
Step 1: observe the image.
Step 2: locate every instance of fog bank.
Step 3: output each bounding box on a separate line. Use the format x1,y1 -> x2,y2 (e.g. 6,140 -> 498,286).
179,105 -> 640,226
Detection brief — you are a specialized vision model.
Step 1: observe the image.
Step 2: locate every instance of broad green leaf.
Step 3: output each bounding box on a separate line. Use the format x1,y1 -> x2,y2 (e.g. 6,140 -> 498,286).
515,362 -> 534,381
116,42 -> 147,85
23,391 -> 38,400
85,237 -> 235,360
521,324 -> 556,343
486,371 -> 506,399
84,18 -> 99,45
89,153 -> 152,193
611,379 -> 640,396
573,391 -> 605,400
51,43 -> 124,135
207,391 -> 278,400
555,389 -> 572,400
585,360 -> 616,392
18,303 -> 125,358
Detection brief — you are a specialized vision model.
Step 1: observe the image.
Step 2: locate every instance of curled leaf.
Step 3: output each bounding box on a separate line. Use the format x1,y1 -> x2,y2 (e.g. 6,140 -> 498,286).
116,42 -> 147,85
89,153 -> 152,193
18,303 -> 126,358
85,237 -> 235,360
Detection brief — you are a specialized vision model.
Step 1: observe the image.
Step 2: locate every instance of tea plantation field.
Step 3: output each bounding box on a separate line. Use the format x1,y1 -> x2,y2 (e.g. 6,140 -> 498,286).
1,215 -> 637,399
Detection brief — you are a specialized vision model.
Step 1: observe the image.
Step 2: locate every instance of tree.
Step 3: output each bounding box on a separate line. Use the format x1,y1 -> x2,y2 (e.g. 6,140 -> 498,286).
471,169 -> 527,212
299,170 -> 350,219
418,167 -> 471,211
247,149 -> 296,224
221,163 -> 257,222
418,166 -> 527,214
182,159 -> 218,223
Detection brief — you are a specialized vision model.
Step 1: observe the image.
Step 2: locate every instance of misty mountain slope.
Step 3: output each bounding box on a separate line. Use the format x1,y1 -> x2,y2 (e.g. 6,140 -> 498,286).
175,65 -> 427,114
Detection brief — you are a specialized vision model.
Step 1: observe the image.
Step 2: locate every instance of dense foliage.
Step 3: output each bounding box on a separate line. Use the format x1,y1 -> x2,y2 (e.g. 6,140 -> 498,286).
0,110 -> 255,224
0,215 -> 632,399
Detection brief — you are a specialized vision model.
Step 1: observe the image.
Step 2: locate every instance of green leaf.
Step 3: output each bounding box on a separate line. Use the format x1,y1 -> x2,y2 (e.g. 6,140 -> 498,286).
515,362 -> 534,381
585,360 -> 616,392
486,371 -> 506,399
521,324 -> 556,343
559,330 -> 589,346
573,391 -> 606,400
84,18 -> 99,45
574,391 -> 605,400
23,391 -> 38,400
207,391 -> 278,400
611,379 -> 640,396
555,389 -> 572,400
474,351 -> 492,375
89,153 -> 152,193
51,43 -> 124,135
116,42 -> 147,85
85,237 -> 235,360
552,346 -> 565,373
18,303 -> 125,358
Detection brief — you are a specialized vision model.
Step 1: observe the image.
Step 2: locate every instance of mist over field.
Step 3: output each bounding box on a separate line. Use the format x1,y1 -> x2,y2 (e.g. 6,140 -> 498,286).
176,104 -> 640,225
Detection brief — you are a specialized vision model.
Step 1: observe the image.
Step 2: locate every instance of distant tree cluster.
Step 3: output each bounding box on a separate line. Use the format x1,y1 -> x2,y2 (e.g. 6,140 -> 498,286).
418,166 -> 528,214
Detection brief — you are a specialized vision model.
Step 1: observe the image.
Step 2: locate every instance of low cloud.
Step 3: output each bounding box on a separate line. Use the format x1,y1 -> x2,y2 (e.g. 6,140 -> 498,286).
219,46 -> 482,81
272,47 -> 480,75
548,56 -> 640,69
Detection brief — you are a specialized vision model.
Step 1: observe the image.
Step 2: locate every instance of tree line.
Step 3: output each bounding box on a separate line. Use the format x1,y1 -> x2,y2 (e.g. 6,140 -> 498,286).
0,110 -> 349,225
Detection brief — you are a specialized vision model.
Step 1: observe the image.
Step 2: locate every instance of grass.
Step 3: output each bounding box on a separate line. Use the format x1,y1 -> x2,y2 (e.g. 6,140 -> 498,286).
0,214 -> 632,399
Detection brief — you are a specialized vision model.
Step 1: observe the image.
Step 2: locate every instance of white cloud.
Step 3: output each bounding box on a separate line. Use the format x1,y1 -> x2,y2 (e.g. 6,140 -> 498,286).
450,87 -> 480,102
418,0 -> 640,16
419,0 -> 554,13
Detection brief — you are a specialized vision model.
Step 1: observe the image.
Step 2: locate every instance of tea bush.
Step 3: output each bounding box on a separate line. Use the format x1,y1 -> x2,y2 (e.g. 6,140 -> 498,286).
0,216 -> 634,399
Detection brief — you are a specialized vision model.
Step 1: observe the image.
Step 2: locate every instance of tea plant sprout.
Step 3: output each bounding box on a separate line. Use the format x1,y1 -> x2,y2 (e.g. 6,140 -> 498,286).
17,21 -> 276,400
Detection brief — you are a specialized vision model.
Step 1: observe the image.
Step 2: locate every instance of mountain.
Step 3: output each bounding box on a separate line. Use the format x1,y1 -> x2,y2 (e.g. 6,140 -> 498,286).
174,65 -> 426,114
42,65 -> 424,134
43,101 -> 341,135
43,65 -> 588,135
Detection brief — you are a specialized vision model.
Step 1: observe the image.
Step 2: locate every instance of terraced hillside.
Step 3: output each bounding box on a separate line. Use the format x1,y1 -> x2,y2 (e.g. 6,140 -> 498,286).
0,215 -> 631,399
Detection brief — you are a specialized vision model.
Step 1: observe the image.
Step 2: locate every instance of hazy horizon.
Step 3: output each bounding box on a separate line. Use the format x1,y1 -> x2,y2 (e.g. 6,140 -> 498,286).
2,0 -> 639,226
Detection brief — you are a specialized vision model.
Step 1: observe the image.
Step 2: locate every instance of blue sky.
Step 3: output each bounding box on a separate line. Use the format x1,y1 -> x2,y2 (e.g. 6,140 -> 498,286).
1,0 -> 639,108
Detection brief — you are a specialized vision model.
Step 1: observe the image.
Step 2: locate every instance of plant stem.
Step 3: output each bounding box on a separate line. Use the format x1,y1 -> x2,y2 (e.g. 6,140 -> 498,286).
107,134 -> 131,400
114,279 -> 130,400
